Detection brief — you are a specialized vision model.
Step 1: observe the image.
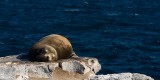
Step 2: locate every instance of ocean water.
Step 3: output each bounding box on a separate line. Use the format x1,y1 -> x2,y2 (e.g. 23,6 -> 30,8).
0,0 -> 160,79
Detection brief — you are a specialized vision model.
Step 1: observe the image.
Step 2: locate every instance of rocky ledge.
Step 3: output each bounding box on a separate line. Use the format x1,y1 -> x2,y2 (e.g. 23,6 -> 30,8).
90,73 -> 154,80
0,54 -> 154,80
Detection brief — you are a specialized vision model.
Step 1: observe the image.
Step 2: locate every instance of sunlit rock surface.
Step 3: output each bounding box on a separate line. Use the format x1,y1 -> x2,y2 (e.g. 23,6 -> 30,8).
90,73 -> 154,80
0,54 -> 101,80
0,54 -> 154,80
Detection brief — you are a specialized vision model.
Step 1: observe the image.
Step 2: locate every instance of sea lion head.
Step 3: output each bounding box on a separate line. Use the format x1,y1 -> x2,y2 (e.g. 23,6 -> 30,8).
33,45 -> 58,62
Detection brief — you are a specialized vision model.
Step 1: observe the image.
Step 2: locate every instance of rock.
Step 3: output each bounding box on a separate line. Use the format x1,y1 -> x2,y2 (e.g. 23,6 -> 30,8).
90,73 -> 154,80
0,54 -> 101,80
59,57 -> 101,74
132,73 -> 154,80
0,54 -> 154,80
60,60 -> 90,74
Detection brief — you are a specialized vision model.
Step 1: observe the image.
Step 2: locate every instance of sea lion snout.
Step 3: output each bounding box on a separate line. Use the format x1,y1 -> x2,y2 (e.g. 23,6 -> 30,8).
36,53 -> 57,62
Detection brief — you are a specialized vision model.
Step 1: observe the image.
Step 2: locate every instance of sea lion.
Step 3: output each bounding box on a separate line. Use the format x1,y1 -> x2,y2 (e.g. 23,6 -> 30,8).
28,34 -> 74,62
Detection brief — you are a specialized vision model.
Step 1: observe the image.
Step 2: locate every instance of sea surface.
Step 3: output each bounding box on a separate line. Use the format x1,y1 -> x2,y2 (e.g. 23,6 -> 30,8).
0,0 -> 160,79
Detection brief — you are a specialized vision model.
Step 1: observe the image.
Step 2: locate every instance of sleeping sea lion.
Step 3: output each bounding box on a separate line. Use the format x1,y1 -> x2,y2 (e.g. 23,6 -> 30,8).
28,34 -> 74,62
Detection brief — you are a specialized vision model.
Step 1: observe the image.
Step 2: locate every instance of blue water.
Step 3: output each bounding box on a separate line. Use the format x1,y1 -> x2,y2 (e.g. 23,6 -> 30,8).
0,0 -> 160,79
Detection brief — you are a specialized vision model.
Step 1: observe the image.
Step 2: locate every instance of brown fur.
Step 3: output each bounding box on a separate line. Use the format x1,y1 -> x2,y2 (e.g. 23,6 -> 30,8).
28,34 -> 73,62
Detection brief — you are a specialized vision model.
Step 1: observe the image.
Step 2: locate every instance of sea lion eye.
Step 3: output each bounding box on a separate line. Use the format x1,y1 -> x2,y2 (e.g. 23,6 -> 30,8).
45,49 -> 48,53
37,48 -> 45,53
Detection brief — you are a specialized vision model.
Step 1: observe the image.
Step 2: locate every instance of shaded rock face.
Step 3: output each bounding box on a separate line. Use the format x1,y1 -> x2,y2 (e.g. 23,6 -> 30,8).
0,54 -> 101,80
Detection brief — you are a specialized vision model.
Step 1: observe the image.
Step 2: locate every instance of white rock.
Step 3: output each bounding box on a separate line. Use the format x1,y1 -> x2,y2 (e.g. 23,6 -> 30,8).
59,57 -> 101,74
132,73 -> 154,80
0,54 -> 101,80
60,60 -> 90,74
0,54 -> 154,80
90,73 -> 154,80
